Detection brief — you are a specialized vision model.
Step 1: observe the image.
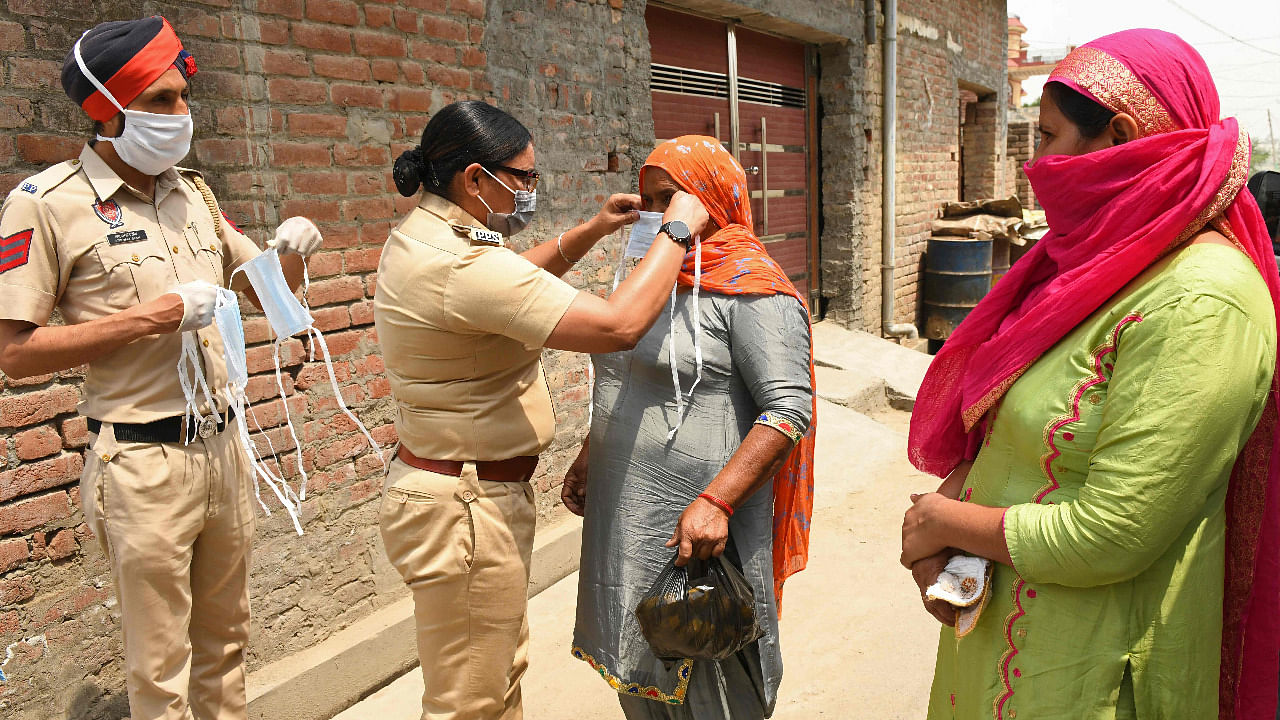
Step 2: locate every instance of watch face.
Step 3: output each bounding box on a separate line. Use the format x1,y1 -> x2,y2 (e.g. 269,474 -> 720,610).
666,220 -> 690,240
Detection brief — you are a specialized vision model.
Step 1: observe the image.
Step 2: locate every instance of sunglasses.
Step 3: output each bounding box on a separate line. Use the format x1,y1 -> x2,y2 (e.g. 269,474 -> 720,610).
486,163 -> 540,191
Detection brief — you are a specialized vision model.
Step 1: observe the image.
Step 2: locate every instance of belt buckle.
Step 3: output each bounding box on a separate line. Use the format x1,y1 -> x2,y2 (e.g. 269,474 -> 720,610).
197,415 -> 218,440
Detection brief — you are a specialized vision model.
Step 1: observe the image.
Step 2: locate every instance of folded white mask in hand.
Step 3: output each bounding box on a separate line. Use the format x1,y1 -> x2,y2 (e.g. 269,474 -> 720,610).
232,247 -> 384,518
625,210 -> 665,258
236,248 -> 314,338
170,280 -> 220,333
925,554 -> 991,607
269,216 -> 323,257
209,286 -> 307,536
213,288 -> 248,389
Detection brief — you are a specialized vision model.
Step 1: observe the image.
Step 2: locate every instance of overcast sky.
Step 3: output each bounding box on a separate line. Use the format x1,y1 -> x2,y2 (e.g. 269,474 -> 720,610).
1007,0 -> 1280,147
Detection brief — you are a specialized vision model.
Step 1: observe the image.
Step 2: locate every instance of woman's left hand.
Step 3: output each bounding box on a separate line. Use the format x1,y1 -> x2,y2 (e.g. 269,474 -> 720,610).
561,438 -> 590,517
592,193 -> 644,234
901,492 -> 953,568
667,496 -> 730,567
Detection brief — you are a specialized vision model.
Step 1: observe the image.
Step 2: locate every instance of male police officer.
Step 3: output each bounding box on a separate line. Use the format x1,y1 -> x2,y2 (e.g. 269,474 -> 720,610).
0,17 -> 321,720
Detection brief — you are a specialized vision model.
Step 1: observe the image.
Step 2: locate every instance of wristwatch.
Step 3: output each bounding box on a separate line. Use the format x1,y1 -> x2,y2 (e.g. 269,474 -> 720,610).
659,220 -> 693,248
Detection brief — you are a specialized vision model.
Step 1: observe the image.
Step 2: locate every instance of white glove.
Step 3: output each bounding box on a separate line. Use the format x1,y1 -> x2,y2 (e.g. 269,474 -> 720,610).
169,280 -> 220,333
269,216 -> 322,257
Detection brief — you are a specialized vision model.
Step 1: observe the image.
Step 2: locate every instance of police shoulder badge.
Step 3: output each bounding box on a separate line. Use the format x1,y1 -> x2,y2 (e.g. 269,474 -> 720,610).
452,224 -> 503,247
19,182 -> 36,194
93,199 -> 125,229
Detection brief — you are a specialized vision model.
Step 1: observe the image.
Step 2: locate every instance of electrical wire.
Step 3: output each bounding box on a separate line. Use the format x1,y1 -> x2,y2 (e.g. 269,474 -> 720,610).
1165,0 -> 1280,59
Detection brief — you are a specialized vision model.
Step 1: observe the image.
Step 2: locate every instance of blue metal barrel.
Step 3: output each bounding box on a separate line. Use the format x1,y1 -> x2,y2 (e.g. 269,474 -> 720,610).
991,237 -> 1011,289
922,236 -> 992,341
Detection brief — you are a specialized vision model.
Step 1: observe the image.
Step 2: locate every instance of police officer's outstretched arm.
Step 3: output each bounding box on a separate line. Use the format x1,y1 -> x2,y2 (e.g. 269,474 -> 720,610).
0,279 -> 210,380
0,185 -> 224,380
521,193 -> 643,277
543,191 -> 708,354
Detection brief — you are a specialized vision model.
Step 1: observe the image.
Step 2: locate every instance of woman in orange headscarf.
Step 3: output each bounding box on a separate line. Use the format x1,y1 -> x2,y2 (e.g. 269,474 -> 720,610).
563,136 -> 816,719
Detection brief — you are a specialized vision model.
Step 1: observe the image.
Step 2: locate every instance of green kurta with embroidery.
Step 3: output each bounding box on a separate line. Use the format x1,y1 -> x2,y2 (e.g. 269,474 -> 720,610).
927,244 -> 1277,720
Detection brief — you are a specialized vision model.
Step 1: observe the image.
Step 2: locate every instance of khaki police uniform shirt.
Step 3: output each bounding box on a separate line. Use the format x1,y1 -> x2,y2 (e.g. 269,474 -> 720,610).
373,193 -> 578,461
0,144 -> 263,423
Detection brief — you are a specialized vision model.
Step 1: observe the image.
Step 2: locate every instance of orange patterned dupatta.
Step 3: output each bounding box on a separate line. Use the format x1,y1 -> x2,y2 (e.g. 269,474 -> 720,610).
642,136 -> 816,613
907,31 -> 1280,719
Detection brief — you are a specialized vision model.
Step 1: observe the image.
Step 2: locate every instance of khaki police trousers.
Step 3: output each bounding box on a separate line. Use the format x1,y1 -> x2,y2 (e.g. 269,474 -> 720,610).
379,457 -> 535,720
82,421 -> 254,720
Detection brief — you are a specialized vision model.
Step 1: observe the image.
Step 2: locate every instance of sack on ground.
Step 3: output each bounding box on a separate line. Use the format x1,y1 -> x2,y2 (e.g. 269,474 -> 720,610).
635,554 -> 762,661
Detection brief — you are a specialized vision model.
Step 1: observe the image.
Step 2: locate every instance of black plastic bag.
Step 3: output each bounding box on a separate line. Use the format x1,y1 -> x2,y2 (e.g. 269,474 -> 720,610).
634,554 -> 762,661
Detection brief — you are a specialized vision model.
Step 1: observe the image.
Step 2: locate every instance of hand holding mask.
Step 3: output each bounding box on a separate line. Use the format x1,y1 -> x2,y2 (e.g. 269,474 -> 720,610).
169,280 -> 219,333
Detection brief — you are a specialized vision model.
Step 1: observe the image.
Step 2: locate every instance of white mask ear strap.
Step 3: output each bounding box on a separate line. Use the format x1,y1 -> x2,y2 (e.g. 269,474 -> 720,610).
667,284 -> 683,441
177,332 -> 217,445
665,244 -> 703,441
688,243 -> 704,398
73,31 -> 126,114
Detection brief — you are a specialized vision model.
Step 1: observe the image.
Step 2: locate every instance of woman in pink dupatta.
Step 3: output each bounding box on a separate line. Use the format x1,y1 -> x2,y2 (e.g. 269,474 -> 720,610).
898,29 -> 1280,719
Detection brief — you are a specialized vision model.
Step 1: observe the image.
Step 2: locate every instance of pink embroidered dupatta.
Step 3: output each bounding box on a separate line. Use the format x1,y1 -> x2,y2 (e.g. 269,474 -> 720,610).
907,30 -> 1280,718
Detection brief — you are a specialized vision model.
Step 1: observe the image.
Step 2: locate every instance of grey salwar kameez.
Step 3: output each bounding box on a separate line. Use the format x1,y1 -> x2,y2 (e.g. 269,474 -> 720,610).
572,291 -> 812,719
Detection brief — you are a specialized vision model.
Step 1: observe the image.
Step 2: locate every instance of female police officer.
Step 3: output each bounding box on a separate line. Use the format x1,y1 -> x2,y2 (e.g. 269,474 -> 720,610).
374,101 -> 708,720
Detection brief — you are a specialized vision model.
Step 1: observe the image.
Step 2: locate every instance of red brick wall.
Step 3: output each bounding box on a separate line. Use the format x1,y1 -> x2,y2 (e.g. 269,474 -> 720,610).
0,1 -> 490,716
1008,106 -> 1040,210
854,0 -> 1010,334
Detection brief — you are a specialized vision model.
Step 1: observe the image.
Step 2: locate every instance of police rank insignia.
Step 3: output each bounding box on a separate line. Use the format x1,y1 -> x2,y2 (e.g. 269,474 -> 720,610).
19,182 -> 36,194
93,199 -> 124,229
453,224 -> 503,247
0,229 -> 34,273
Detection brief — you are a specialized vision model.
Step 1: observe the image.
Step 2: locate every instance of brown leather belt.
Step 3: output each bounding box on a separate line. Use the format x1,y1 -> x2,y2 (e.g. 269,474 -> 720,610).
395,445 -> 538,483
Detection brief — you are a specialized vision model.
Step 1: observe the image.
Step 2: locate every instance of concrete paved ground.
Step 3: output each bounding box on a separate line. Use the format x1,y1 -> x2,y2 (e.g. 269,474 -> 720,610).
335,401 -> 943,719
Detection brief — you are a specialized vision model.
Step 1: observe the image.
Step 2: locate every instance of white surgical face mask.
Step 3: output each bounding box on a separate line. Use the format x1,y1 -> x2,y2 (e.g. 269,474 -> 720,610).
74,33 -> 192,176
235,248 -> 314,339
231,247 -> 385,527
625,210 -> 664,258
213,288 -> 247,388
600,209 -> 703,441
477,166 -> 536,237
208,284 -> 308,536
99,110 -> 193,176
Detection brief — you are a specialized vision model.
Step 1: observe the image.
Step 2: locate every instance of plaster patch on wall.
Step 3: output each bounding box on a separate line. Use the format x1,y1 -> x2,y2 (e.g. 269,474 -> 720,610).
947,31 -> 964,54
898,14 -> 939,40
0,636 -> 47,683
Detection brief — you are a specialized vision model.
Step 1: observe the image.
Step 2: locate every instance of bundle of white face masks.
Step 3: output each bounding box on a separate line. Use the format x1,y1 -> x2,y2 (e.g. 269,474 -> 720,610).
179,248 -> 384,535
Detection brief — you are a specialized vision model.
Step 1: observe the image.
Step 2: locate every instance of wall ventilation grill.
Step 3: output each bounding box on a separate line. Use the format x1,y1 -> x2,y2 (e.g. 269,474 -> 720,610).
650,63 -> 804,108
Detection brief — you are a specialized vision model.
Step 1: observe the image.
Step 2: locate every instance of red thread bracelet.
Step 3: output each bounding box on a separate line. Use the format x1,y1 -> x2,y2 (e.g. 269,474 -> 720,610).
698,492 -> 734,517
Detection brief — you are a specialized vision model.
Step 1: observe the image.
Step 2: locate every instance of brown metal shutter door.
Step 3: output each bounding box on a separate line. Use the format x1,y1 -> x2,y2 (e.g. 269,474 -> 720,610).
734,27 -> 812,296
646,6 -> 730,144
646,10 -> 816,300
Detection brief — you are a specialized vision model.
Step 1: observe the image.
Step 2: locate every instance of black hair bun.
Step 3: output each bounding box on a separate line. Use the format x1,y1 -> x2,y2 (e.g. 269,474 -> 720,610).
392,148 -> 426,197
